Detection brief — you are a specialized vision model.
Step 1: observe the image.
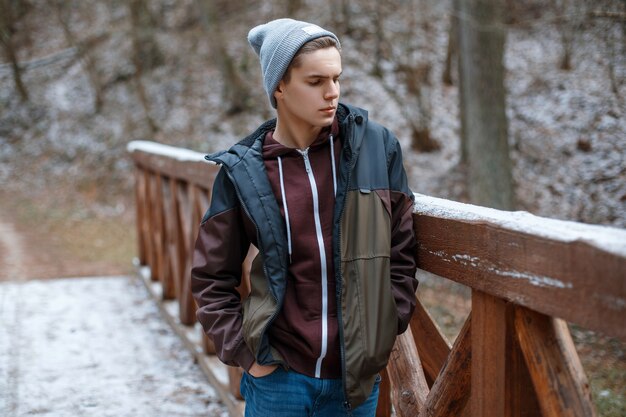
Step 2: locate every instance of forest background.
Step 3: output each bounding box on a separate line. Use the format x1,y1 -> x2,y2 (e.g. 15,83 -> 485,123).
0,0 -> 624,415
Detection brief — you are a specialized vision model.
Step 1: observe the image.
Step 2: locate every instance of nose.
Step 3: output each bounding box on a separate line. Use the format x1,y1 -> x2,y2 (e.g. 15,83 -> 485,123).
324,80 -> 339,101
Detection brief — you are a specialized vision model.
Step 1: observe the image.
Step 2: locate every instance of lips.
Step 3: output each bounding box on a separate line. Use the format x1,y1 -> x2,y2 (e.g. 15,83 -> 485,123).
320,107 -> 336,112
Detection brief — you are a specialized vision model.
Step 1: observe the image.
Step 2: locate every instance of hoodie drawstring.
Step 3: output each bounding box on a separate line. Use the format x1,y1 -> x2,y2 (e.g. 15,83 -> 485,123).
277,134 -> 337,264
329,134 -> 337,197
277,156 -> 292,263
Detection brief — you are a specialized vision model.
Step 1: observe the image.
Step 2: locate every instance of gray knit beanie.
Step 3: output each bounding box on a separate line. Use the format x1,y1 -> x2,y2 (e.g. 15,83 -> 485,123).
248,18 -> 340,108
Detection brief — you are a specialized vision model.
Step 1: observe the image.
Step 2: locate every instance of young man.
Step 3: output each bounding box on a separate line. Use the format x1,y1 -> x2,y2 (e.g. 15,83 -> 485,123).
191,18 -> 418,416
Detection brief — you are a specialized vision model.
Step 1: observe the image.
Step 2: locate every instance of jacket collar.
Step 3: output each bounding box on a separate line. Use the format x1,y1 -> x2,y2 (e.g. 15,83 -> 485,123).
205,102 -> 368,168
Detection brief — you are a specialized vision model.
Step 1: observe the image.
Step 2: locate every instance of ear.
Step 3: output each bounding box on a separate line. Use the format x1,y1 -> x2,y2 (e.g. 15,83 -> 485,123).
274,80 -> 285,102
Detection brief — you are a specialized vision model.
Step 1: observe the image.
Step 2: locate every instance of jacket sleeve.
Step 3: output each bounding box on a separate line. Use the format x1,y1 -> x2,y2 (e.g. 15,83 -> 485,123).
191,167 -> 256,371
386,136 -> 419,335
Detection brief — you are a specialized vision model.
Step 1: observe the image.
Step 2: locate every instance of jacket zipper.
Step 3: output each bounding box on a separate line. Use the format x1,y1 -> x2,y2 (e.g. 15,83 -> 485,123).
336,115 -> 355,413
297,147 -> 330,379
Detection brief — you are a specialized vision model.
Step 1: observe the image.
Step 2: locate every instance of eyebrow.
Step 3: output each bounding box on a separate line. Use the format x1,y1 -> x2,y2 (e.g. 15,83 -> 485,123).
306,71 -> 343,79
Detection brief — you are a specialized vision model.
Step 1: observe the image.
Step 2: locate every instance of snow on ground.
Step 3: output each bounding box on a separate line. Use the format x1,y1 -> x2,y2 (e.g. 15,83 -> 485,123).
0,276 -> 228,417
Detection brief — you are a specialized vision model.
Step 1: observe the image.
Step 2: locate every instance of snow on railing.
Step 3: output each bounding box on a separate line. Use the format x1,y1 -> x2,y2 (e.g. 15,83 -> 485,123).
127,140 -> 212,164
413,193 -> 626,258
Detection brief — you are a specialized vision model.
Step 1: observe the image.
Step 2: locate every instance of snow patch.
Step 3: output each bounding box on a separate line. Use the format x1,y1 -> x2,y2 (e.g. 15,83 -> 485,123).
0,277 -> 228,417
127,140 -> 215,164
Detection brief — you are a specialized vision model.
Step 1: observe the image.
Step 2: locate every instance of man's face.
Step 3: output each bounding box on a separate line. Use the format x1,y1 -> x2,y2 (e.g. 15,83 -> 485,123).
274,47 -> 342,129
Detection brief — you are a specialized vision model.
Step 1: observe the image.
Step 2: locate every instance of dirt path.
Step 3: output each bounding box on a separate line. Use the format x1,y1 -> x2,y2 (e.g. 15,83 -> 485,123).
0,218 -> 27,281
0,189 -> 135,281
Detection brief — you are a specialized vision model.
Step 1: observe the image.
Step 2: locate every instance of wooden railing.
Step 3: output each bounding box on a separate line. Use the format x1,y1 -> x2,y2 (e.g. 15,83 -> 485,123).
128,140 -> 626,417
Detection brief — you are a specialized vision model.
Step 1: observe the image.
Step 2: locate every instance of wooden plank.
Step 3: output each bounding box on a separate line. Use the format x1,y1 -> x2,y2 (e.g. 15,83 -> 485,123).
177,185 -> 205,324
142,169 -> 156,278
471,290 -> 506,417
228,366 -> 244,400
149,173 -> 164,285
413,202 -> 626,339
387,327 -> 429,416
419,314 -> 471,417
134,167 -> 147,265
411,297 -> 452,387
176,182 -> 196,325
161,178 -> 180,300
376,367 -> 392,417
169,179 -> 186,302
505,303 -> 542,417
514,307 -> 597,417
155,174 -> 176,299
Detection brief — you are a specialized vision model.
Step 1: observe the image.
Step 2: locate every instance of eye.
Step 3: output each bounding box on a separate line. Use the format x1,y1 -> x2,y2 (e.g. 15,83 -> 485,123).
308,80 -> 321,86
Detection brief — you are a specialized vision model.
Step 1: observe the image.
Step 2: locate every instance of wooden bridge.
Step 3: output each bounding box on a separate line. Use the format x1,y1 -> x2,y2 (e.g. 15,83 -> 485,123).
128,140 -> 626,417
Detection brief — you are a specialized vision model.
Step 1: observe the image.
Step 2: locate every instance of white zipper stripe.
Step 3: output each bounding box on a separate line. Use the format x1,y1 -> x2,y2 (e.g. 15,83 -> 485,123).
277,156 -> 292,263
297,148 -> 329,378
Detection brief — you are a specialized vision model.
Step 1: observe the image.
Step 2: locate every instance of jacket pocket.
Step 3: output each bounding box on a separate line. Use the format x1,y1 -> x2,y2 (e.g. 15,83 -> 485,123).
342,256 -> 397,375
242,253 -> 278,357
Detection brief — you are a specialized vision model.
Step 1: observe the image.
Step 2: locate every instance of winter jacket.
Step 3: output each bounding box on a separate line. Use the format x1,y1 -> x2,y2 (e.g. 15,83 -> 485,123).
191,102 -> 418,409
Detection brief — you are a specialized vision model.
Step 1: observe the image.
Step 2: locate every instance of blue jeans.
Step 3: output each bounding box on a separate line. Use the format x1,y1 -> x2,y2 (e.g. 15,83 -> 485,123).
240,367 -> 380,417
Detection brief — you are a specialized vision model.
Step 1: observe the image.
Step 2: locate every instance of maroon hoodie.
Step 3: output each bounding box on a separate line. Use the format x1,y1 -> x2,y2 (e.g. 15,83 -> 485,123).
262,119 -> 342,379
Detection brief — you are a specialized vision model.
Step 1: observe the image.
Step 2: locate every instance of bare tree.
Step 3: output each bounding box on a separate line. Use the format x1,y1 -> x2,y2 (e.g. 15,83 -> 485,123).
370,0 -> 387,78
378,0 -> 439,152
0,0 -> 29,101
592,1 -> 626,104
442,9 -> 458,86
196,0 -> 253,115
129,0 -> 162,132
50,0 -> 104,112
454,0 -> 468,164
457,0 -> 514,209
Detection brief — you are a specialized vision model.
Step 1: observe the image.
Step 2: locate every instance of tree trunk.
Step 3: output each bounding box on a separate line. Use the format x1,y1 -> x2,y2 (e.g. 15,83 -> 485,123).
457,0 -> 514,209
442,8 -> 457,86
371,0 -> 386,78
0,0 -> 29,101
51,0 -> 104,112
129,0 -> 160,132
197,0 -> 252,115
454,0 -> 468,164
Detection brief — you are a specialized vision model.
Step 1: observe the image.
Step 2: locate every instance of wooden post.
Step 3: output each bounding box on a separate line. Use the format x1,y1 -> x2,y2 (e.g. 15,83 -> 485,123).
411,297 -> 452,386
134,168 -> 147,265
376,367 -> 392,417
505,303 -> 541,417
387,327 -> 429,416
141,169 -> 155,272
176,182 -> 197,325
515,307 -> 597,417
471,290 -> 506,417
163,178 -> 181,300
228,367 -> 244,400
419,314 -> 471,417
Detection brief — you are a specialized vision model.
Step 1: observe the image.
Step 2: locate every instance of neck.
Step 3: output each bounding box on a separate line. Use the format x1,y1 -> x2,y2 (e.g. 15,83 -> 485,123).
273,118 -> 322,150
